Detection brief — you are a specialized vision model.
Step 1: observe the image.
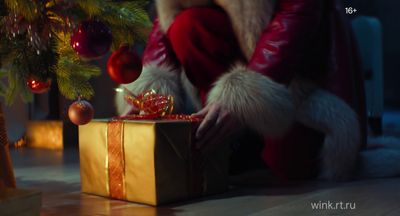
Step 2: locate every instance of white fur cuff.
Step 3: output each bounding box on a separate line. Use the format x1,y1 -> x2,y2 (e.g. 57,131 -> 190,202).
207,67 -> 295,136
115,64 -> 183,115
295,90 -> 361,180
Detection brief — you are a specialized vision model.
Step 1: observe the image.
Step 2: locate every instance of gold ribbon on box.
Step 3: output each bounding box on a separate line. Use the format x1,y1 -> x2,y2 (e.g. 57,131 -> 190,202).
80,118 -> 229,205
103,119 -> 207,203
97,89 -> 206,204
107,120 -> 125,200
80,120 -> 157,204
80,120 -> 229,205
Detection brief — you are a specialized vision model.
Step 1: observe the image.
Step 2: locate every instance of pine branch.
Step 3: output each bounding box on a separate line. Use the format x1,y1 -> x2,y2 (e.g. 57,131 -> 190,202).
99,1 -> 151,48
75,0 -> 106,17
4,61 -> 33,105
56,73 -> 95,100
5,68 -> 18,105
55,34 -> 101,100
56,56 -> 101,79
0,0 -> 151,104
4,0 -> 40,21
0,32 -> 55,104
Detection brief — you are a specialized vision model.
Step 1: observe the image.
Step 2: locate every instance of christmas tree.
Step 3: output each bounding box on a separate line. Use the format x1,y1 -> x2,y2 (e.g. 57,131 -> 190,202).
0,0 -> 150,104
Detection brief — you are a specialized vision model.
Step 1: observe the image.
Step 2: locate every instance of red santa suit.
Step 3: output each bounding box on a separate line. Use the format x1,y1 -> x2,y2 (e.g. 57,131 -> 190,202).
116,0 -> 367,181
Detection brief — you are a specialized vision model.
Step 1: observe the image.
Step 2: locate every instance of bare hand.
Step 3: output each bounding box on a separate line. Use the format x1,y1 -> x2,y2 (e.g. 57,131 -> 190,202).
192,103 -> 243,152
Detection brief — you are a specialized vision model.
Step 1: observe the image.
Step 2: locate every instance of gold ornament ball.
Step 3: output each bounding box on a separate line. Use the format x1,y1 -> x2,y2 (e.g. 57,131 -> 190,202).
68,100 -> 94,125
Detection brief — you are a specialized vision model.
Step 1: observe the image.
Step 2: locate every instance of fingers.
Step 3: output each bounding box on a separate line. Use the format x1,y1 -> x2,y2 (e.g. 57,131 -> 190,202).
197,110 -> 231,150
201,116 -> 237,153
195,105 -> 220,139
196,115 -> 224,149
194,103 -> 244,153
192,106 -> 209,118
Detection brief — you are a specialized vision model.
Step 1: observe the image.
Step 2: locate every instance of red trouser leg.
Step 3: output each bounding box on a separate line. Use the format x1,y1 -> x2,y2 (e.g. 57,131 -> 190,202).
263,123 -> 324,180
167,7 -> 243,104
167,7 -> 324,180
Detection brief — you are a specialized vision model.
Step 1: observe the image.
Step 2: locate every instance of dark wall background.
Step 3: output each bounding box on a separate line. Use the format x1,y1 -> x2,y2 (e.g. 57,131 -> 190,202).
348,0 -> 400,107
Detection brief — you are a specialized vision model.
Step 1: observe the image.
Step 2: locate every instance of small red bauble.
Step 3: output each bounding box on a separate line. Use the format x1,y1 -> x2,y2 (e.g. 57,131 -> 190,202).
26,77 -> 52,94
70,20 -> 112,59
68,100 -> 94,125
107,44 -> 142,84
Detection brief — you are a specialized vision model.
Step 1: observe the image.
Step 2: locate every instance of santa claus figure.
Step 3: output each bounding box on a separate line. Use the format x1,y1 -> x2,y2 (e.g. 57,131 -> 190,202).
116,0 -> 368,181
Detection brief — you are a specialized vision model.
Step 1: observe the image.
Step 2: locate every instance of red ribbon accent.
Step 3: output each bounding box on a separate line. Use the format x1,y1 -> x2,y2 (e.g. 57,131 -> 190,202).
114,114 -> 202,122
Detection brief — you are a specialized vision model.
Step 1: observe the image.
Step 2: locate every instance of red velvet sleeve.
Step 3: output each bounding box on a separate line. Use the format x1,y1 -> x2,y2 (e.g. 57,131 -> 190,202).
142,18 -> 180,68
248,0 -> 324,85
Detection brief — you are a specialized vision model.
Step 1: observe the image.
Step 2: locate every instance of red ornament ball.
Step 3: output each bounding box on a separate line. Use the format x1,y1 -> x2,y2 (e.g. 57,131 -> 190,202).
68,100 -> 94,125
107,44 -> 142,84
70,20 -> 112,59
26,77 -> 52,94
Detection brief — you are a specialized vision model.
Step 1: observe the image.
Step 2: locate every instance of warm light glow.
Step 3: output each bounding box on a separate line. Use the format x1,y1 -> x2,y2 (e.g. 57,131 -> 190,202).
115,88 -> 124,93
26,121 -> 64,150
14,138 -> 27,149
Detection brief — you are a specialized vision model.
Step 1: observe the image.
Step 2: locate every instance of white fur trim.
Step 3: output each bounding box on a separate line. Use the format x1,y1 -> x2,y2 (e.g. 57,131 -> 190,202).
155,0 -> 275,60
180,71 -> 203,113
156,0 -> 212,32
207,67 -> 295,136
295,90 -> 361,181
115,64 -> 183,115
215,0 -> 276,59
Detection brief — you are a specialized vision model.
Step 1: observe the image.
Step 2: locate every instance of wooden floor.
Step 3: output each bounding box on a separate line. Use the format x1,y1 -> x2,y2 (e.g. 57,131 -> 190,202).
10,148 -> 400,216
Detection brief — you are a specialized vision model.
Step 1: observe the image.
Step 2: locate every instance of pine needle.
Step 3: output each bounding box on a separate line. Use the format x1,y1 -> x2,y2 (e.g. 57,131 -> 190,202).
0,0 -> 151,103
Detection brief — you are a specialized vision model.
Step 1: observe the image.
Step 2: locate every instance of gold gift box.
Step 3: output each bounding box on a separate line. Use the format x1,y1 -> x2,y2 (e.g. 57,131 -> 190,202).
26,120 -> 78,150
26,121 -> 63,150
79,119 -> 230,206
